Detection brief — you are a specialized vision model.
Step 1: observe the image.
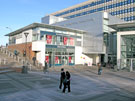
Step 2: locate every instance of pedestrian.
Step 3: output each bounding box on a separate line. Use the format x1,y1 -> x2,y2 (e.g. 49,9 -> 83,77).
14,50 -> 18,60
32,56 -> 36,66
98,63 -> 102,75
23,50 -> 26,57
59,68 -> 65,89
63,71 -> 71,93
43,61 -> 48,73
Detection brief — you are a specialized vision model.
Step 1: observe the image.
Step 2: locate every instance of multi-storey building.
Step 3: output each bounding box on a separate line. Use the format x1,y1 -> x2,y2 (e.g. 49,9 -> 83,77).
48,0 -> 135,22
6,23 -> 89,67
42,12 -> 125,65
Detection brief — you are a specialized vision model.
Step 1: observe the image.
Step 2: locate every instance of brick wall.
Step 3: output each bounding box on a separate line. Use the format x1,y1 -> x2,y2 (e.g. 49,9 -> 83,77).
8,42 -> 35,60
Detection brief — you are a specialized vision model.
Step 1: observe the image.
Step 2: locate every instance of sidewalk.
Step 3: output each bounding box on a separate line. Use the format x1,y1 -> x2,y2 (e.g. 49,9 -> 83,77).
0,65 -> 134,101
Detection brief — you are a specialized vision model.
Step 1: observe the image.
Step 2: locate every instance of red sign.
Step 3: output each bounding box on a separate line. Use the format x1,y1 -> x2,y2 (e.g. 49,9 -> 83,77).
70,38 -> 74,46
55,56 -> 59,64
46,35 -> 52,44
69,56 -> 71,63
63,37 -> 68,45
45,56 -> 49,63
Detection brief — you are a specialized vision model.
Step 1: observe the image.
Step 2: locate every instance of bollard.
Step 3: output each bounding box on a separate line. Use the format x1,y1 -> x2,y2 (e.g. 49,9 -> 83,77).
29,64 -> 32,71
3,59 -> 6,64
0,59 -> 2,65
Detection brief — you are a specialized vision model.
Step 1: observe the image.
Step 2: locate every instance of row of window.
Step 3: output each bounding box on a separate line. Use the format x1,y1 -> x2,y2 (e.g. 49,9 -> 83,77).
45,35 -> 75,46
55,0 -> 135,17
122,16 -> 135,21
66,7 -> 135,21
110,7 -> 135,15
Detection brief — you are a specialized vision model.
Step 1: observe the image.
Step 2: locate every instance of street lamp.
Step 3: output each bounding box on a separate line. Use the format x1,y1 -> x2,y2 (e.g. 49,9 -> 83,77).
22,32 -> 29,73
6,27 -> 12,32
6,27 -> 12,46
24,32 -> 29,61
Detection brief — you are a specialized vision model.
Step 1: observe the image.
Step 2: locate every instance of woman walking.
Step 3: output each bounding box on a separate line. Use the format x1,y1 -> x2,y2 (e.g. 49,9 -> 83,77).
63,71 -> 71,93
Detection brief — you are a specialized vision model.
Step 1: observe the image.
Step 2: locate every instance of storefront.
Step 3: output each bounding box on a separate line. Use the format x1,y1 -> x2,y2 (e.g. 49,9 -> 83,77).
40,30 -> 78,67
45,46 -> 75,67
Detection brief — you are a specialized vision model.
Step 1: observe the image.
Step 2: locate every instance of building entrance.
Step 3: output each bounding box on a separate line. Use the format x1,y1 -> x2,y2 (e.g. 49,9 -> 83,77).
120,35 -> 135,71
45,47 -> 75,67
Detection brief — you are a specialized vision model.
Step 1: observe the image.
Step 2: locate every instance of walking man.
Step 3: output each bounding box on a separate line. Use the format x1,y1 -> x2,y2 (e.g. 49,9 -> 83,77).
44,61 -> 48,73
63,71 -> 71,93
98,63 -> 102,75
59,68 -> 65,89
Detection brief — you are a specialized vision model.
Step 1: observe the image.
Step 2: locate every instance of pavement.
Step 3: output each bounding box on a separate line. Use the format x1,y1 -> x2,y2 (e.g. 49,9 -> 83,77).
0,65 -> 135,101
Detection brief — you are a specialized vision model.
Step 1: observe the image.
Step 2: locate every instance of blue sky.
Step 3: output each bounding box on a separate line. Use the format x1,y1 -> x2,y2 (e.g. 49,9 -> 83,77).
0,0 -> 87,45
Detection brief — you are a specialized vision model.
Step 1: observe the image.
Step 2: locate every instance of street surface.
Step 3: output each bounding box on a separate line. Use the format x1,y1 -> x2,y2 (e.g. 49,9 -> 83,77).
0,66 -> 135,101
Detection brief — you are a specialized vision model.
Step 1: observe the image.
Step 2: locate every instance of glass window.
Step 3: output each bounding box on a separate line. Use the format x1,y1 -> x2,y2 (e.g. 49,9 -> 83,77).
32,34 -> 39,41
69,37 -> 74,46
52,36 -> 56,45
56,36 -> 61,45
55,56 -> 61,65
40,33 -> 45,40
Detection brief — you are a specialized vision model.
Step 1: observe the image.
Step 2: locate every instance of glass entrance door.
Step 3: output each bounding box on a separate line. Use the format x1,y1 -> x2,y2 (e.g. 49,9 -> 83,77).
62,56 -> 68,65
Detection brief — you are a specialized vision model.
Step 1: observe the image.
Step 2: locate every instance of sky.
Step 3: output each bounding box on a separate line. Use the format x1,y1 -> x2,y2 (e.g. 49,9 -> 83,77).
0,0 -> 87,45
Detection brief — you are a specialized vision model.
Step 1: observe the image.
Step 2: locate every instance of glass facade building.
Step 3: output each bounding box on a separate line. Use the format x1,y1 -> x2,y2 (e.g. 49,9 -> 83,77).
109,22 -> 135,71
50,0 -> 135,22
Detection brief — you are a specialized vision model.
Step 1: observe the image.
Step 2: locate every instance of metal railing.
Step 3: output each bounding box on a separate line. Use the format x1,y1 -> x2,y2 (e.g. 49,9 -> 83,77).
0,46 -> 43,71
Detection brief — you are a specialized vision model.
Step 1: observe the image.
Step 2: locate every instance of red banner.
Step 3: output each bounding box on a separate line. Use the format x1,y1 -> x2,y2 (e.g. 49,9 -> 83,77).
55,56 -> 59,64
45,56 -> 49,63
70,38 -> 74,45
69,56 -> 71,63
63,37 -> 68,45
46,35 -> 52,44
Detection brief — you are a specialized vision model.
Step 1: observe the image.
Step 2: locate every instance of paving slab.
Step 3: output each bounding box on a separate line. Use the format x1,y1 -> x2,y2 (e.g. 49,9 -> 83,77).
0,67 -> 134,101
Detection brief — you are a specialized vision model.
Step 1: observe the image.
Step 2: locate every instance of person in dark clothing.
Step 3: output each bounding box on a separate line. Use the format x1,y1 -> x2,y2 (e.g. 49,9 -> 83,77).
32,57 -> 36,66
43,61 -> 48,73
98,63 -> 102,75
59,68 -> 65,89
63,71 -> 71,93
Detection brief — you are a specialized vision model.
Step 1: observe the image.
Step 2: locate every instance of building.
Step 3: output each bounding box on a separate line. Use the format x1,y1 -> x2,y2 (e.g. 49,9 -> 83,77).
6,23 -> 89,67
42,12 -> 125,65
109,22 -> 135,71
43,0 -> 135,22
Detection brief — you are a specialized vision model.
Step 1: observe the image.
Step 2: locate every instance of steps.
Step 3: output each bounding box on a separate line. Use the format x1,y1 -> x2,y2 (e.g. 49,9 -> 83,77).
0,47 -> 43,73
0,47 -> 23,74
0,67 -> 15,74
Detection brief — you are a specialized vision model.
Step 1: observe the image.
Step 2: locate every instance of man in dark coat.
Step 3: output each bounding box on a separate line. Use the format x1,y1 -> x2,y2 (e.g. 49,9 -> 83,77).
59,68 -> 65,89
63,71 -> 71,93
43,61 -> 48,73
98,63 -> 102,75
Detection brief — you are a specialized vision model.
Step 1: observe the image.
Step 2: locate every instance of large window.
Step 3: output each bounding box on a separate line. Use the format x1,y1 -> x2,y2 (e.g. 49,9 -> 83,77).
121,35 -> 135,59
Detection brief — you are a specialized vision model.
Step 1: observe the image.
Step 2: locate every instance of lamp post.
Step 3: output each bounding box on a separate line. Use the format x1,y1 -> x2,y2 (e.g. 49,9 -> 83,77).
6,27 -> 12,32
24,32 -> 29,56
22,32 -> 29,73
6,27 -> 12,46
